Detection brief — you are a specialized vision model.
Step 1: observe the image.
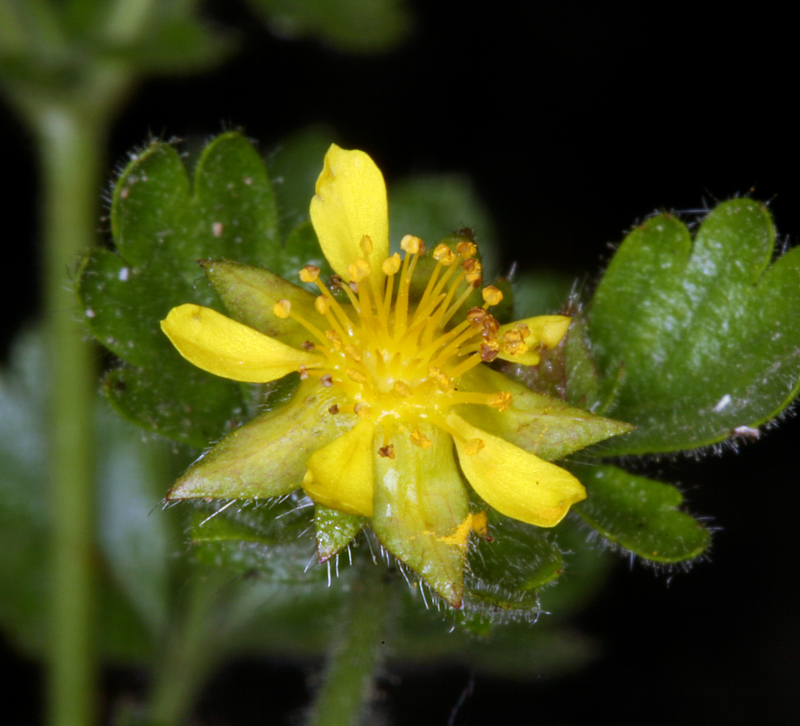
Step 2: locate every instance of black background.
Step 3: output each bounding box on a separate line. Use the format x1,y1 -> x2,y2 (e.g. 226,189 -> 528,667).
2,2 -> 798,724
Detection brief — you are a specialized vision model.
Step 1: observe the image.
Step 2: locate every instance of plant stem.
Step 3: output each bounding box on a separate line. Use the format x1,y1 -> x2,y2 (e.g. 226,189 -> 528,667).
146,571 -> 228,726
306,566 -> 391,726
35,104 -> 105,726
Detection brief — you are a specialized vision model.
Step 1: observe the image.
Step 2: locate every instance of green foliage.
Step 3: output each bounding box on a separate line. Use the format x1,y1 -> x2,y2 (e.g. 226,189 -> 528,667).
584,200 -> 800,455
571,463 -> 710,563
78,133 -> 298,446
465,516 -> 563,612
247,0 -> 412,53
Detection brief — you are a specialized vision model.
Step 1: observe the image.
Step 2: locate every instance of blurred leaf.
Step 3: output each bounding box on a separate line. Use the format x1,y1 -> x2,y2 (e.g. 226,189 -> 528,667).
571,463 -> 710,563
247,0 -> 412,53
0,330 -> 162,659
78,133 -> 286,446
587,199 -> 800,455
268,126 -> 335,238
511,270 -> 574,317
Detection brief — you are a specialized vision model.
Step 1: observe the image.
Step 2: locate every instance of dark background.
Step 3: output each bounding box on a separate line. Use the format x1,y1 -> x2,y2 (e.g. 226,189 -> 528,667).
2,2 -> 798,724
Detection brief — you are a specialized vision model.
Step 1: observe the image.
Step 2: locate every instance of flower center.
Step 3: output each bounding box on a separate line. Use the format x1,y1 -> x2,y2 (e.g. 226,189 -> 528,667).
275,235 -> 519,454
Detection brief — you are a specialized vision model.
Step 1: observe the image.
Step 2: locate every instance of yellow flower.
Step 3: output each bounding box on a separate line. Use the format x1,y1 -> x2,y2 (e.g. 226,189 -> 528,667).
160,145 -> 622,606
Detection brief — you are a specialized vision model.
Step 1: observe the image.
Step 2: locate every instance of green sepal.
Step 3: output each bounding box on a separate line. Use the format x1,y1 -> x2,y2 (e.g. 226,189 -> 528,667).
201,259 -> 318,348
465,515 -> 563,613
315,504 -> 366,562
587,199 -> 800,455
371,424 -> 470,608
78,132 -> 287,446
189,499 -> 327,584
458,366 -> 632,461
168,380 -> 355,500
570,463 -> 710,563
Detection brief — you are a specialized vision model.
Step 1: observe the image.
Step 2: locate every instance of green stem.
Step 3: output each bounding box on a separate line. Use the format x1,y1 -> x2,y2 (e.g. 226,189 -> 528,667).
146,571 -> 228,726
35,105 -> 106,726
306,566 -> 391,726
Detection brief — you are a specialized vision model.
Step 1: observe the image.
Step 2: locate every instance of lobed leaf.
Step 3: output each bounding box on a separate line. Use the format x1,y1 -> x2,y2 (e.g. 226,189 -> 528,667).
587,199 -> 800,455
571,463 -> 710,562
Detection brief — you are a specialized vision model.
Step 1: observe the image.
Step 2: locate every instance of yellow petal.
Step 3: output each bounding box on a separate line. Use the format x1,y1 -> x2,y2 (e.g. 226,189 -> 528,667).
303,419 -> 375,516
161,304 -> 321,382
309,144 -> 389,289
447,412 -> 586,527
495,315 -> 572,365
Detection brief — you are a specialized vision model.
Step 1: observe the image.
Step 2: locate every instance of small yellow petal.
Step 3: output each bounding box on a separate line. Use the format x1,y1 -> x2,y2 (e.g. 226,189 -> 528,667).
304,419 -> 375,516
309,144 -> 389,289
447,413 -> 586,527
495,315 -> 572,365
161,304 -> 321,382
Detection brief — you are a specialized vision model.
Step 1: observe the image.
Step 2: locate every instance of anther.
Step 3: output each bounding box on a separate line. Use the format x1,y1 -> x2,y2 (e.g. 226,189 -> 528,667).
326,330 -> 343,348
409,430 -> 432,449
321,374 -> 334,388
488,392 -> 513,411
301,340 -> 315,351
480,341 -> 500,362
299,265 -> 320,283
354,402 -> 371,418
273,299 -> 291,318
315,296 -> 331,315
433,244 -> 457,265
298,365 -> 309,380
378,444 -> 396,459
382,253 -> 402,276
346,368 -> 367,383
348,259 -> 371,283
393,380 -> 413,397
400,234 -> 425,255
462,258 -> 482,286
328,404 -> 339,414
360,235 -> 373,255
456,240 -> 478,259
464,438 -> 485,456
482,286 -> 503,307
428,367 -> 454,393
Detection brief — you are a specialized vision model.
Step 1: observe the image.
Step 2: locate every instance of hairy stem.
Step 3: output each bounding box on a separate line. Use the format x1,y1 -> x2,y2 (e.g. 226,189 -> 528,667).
306,564 -> 391,726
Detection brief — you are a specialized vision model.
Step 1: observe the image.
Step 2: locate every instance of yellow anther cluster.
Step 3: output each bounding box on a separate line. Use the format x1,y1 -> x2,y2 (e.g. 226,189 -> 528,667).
278,235 -> 519,455
502,323 -> 532,357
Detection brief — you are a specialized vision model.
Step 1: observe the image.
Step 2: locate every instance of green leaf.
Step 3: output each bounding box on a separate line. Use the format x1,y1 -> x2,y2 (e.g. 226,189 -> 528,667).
587,199 -> 800,454
315,504 -> 366,562
465,516 -> 563,613
247,0 -> 411,53
570,463 -> 710,563
0,330 -> 164,659
189,498 -> 329,584
78,133 -> 284,446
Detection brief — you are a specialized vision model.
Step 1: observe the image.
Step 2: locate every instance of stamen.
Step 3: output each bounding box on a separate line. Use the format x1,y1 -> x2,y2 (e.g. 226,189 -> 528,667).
456,240 -> 478,259
354,402 -> 371,418
299,265 -> 320,283
378,444 -> 395,459
328,404 -> 339,414
273,299 -> 292,318
482,286 -> 503,307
